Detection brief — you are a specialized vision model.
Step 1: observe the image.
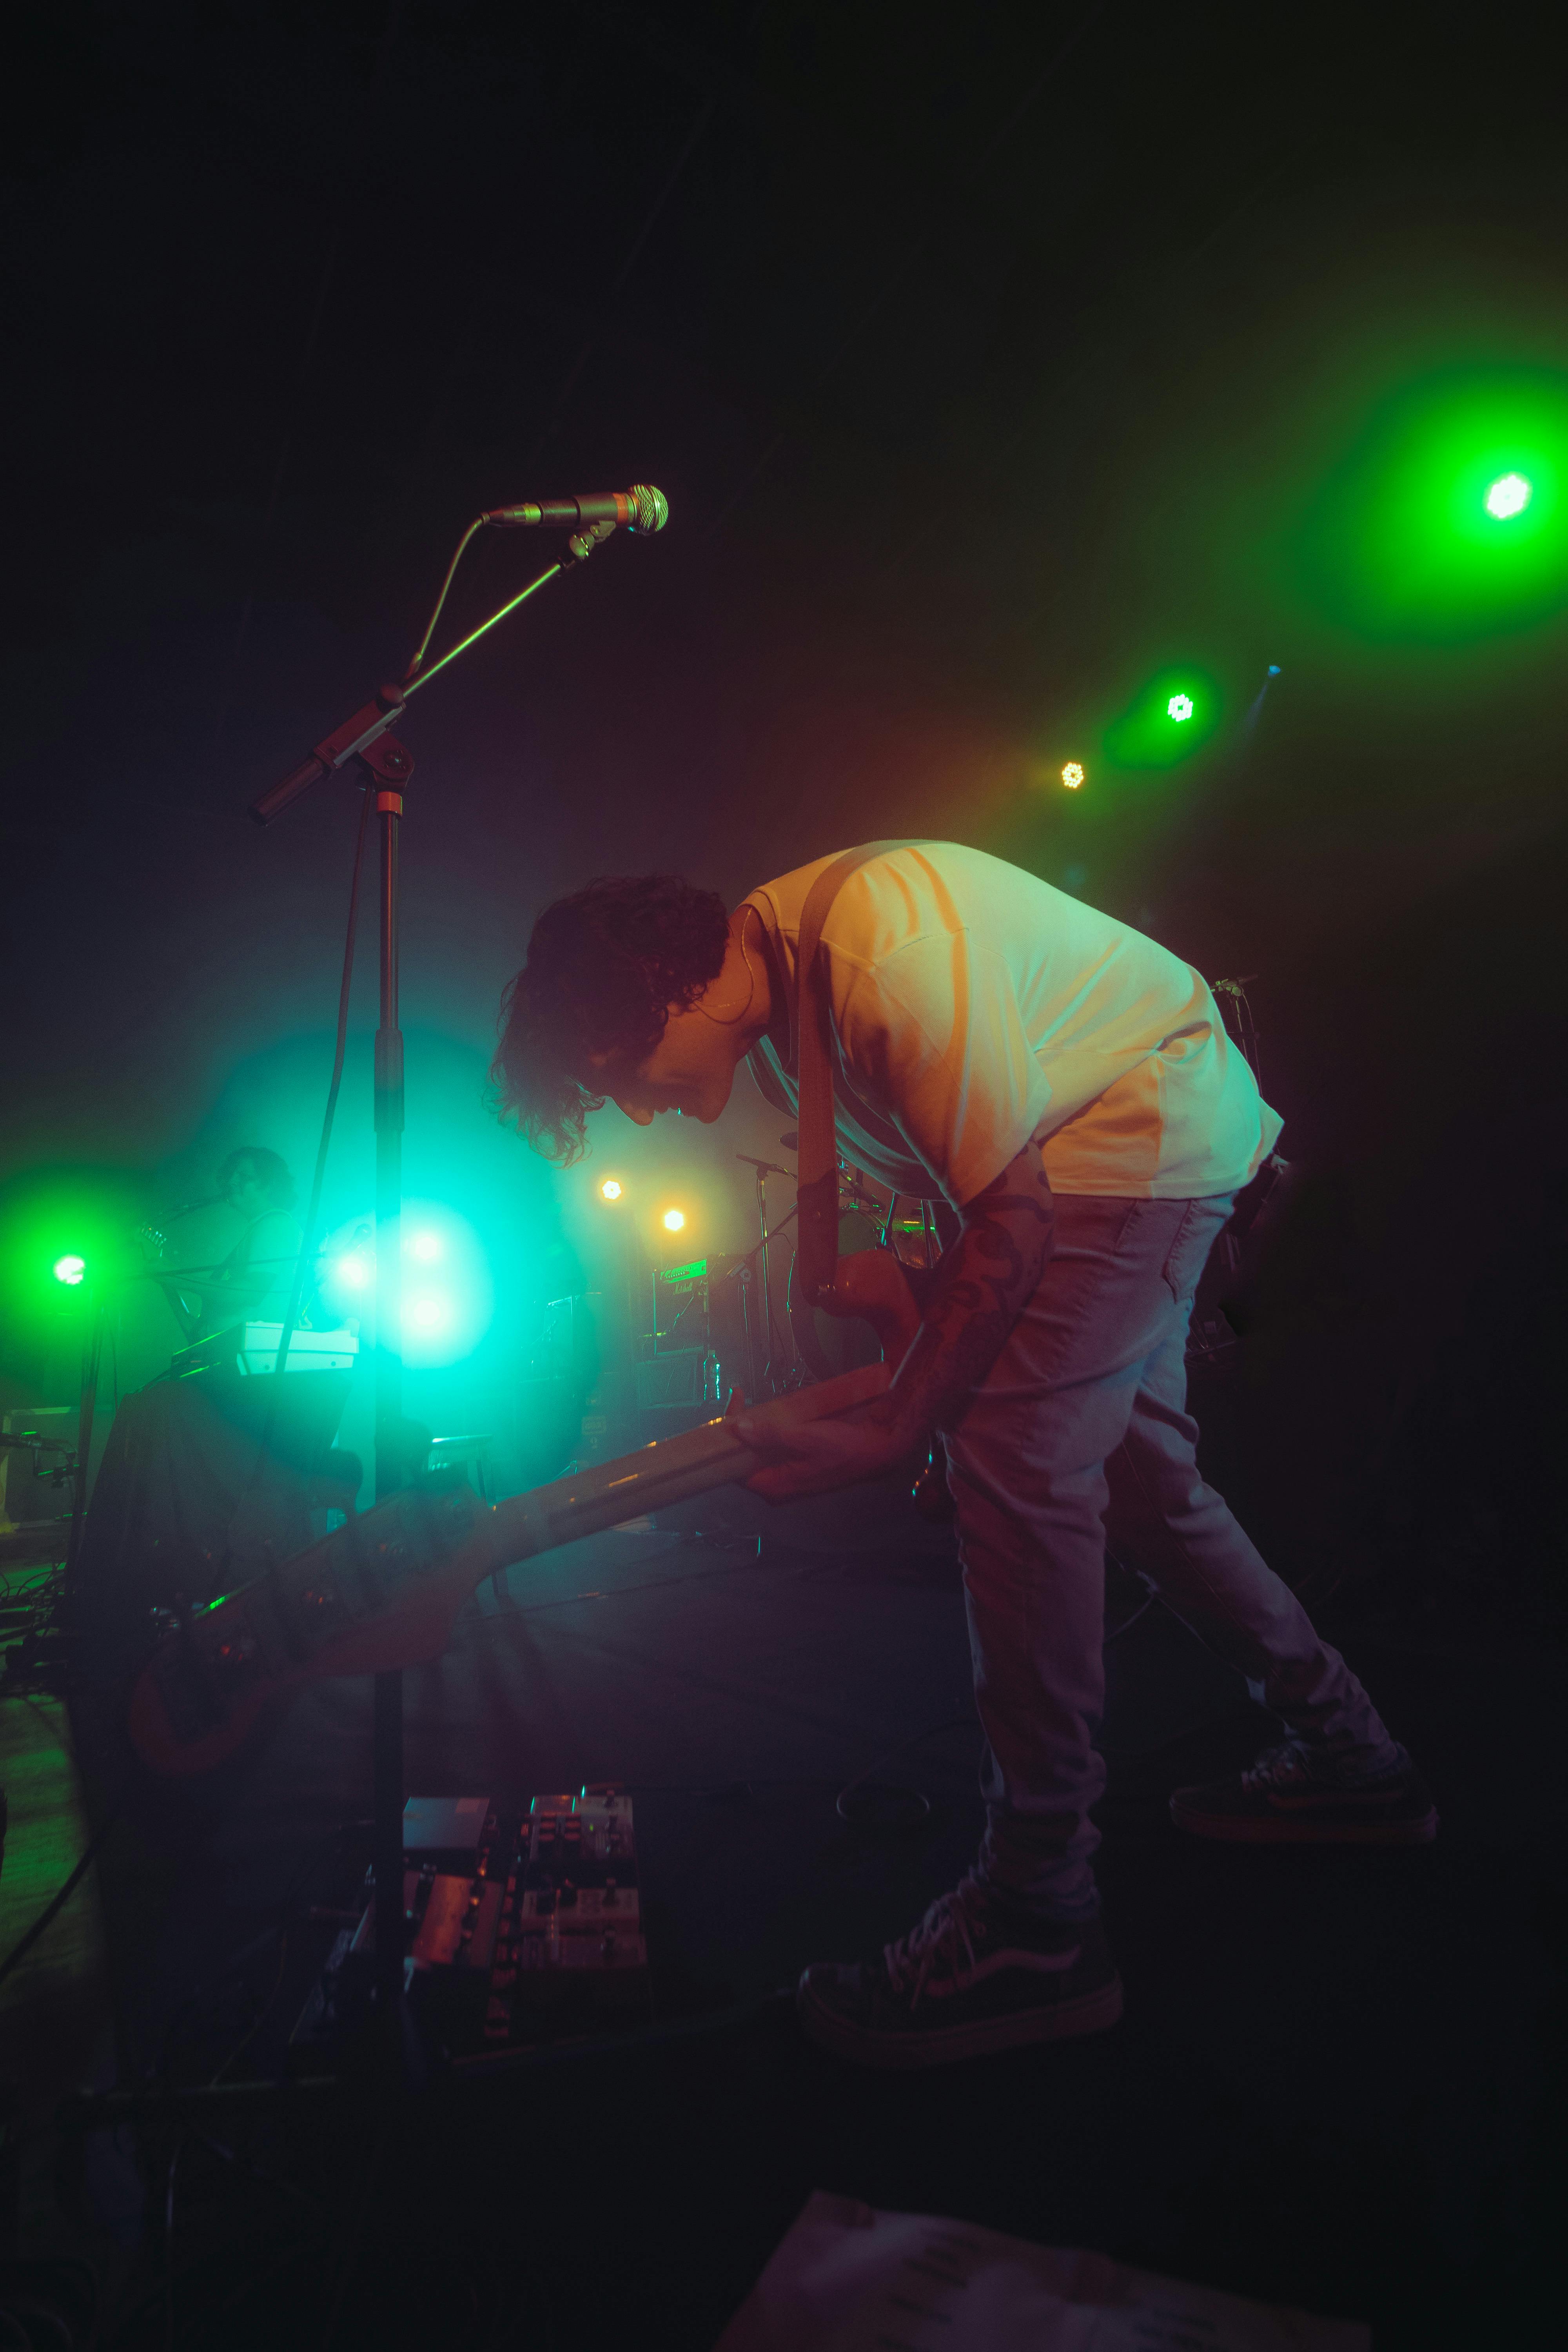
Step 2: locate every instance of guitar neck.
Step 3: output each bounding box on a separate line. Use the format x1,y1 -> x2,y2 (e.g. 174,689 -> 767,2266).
123,1360 -> 896,1779
473,1360 -> 890,1586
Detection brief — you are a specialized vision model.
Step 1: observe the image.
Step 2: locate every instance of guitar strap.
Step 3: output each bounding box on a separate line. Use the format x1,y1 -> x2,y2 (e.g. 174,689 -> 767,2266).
791,841 -> 922,1305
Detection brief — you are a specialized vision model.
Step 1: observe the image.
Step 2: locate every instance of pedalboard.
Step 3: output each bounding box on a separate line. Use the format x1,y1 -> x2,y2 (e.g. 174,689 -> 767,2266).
291,1786 -> 649,2066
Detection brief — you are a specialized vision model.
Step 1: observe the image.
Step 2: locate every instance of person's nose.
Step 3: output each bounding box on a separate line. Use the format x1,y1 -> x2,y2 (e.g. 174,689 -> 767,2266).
612,1097 -> 654,1126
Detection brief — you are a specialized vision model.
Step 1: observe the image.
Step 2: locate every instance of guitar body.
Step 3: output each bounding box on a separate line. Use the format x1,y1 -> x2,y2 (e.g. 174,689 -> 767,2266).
789,1237 -> 926,1383
787,1241 -> 959,1529
788,1210 -> 897,1378
125,1362 -> 893,1777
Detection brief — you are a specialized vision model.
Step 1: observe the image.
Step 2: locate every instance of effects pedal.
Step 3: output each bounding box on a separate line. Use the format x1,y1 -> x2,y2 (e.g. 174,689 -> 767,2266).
292,1787 -> 649,2065
498,1786 -> 647,2032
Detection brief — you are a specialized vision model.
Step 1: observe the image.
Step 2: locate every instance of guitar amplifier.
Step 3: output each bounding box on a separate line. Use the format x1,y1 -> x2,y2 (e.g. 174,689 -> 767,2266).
651,1254 -> 750,1400
635,1348 -> 713,1411
653,1255 -> 709,1343
171,1322 -> 359,1378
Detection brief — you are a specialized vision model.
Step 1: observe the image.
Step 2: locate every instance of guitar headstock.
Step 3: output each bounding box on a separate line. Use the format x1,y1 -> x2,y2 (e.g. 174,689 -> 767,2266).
127,1473 -> 493,1773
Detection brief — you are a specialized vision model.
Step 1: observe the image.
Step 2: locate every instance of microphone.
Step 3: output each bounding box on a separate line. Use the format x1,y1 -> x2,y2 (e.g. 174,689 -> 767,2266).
483,485 -> 669,534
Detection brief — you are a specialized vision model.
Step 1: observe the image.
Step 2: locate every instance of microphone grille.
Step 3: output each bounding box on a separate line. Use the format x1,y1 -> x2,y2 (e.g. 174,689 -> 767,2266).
628,484 -> 669,534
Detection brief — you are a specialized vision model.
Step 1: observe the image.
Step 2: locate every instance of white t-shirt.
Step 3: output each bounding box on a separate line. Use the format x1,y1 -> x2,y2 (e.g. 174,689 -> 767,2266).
743,843 -> 1281,1209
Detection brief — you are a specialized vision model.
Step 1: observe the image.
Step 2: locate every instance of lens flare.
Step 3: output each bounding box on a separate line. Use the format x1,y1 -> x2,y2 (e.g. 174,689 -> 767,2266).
336,1252 -> 369,1288
600,1180 -> 623,1201
1061,762 -> 1084,789
53,1254 -> 87,1286
662,1208 -> 685,1232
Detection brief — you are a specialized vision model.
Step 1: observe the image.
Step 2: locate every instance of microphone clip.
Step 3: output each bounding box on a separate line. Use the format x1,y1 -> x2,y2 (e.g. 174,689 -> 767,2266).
563,519 -> 617,569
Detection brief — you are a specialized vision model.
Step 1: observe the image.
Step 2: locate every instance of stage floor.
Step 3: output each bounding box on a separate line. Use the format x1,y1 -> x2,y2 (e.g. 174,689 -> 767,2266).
39,1516 -> 1568,2349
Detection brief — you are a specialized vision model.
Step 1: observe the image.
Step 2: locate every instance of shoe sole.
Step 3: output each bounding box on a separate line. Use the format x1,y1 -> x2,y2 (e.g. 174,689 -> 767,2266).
1169,1801 -> 1439,1846
797,1975 -> 1124,2069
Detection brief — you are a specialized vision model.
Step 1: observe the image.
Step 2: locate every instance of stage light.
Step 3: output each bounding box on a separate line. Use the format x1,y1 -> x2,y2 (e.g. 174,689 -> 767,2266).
52,1254 -> 86,1287
600,1179 -> 623,1201
662,1208 -> 685,1232
1105,668 -> 1218,768
1061,762 -> 1084,789
316,1201 -> 491,1367
1485,470 -> 1532,520
1301,372 -> 1568,640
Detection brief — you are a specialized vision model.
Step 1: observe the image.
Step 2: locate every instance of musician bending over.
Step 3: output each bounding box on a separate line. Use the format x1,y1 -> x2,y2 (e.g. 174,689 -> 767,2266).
494,843 -> 1434,2068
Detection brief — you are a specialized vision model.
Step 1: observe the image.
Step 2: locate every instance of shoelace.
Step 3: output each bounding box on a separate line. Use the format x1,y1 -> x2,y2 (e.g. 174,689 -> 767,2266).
1245,1742 -> 1403,1794
881,1890 -> 985,2009
1243,1741 -> 1315,1793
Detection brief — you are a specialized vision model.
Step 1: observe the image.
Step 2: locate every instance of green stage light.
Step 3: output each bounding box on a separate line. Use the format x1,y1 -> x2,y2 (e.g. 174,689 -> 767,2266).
1485,470 -> 1532,519
52,1254 -> 87,1286
407,1295 -> 448,1334
1103,668 -> 1218,768
335,1251 -> 369,1288
1301,368 -> 1568,640
408,1229 -> 443,1263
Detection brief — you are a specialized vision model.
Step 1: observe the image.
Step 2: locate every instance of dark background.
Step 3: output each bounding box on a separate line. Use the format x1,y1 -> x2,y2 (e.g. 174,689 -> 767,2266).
5,0 -> 1567,1607
4,7 -> 1568,2347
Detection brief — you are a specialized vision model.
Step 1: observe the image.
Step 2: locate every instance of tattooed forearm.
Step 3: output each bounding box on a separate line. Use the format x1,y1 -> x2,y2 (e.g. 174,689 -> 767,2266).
871,1143 -> 1054,1443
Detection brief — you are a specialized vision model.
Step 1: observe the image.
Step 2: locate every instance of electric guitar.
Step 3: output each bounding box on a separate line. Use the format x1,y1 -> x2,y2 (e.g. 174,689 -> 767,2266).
786,1240 -> 956,1528
787,1216 -> 927,1385
125,1361 -> 896,1777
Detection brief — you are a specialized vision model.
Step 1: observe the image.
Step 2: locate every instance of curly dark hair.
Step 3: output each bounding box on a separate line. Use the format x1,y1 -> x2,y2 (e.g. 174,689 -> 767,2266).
217,1146 -> 297,1210
492,874 -> 731,1161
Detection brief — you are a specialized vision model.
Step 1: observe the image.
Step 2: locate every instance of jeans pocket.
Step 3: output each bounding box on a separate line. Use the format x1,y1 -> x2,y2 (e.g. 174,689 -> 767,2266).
1160,1200 -> 1223,1306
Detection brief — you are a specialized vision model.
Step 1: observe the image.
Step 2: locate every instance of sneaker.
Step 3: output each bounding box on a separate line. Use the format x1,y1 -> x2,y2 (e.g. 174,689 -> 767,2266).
1170,1742 -> 1438,1845
796,1879 -> 1123,2068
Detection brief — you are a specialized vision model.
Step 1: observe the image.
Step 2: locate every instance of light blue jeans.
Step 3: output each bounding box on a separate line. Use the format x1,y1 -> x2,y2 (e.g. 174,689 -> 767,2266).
943,1192 -> 1402,1921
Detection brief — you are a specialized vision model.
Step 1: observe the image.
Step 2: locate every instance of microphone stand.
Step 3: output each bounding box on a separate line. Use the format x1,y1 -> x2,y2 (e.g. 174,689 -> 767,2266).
246,516 -> 624,2063
734,1154 -> 795,1395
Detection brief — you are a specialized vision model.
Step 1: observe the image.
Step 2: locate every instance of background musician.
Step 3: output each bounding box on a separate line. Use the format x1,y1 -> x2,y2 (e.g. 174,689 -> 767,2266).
156,1146 -> 307,1342
77,1146 -> 328,1646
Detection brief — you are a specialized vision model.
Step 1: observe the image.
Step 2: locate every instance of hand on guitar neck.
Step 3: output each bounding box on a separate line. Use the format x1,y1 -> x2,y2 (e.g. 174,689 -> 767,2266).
739,1142 -> 1054,1503
125,1362 -> 894,1776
